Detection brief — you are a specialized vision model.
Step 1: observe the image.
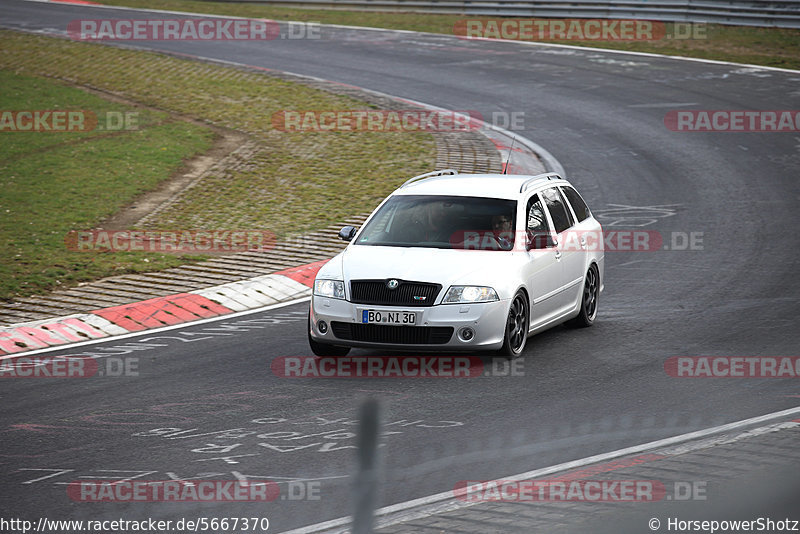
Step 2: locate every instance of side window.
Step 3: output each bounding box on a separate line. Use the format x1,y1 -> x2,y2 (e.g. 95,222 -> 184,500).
541,187 -> 574,234
526,194 -> 548,234
561,186 -> 591,223
526,194 -> 553,249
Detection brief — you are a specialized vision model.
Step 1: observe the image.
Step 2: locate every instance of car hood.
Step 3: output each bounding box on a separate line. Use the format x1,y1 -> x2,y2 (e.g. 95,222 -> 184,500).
319,245 -> 523,292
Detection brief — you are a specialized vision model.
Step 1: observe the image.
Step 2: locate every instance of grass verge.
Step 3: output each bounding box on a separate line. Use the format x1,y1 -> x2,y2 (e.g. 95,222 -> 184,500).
0,69 -> 214,300
93,0 -> 800,69
0,30 -> 436,301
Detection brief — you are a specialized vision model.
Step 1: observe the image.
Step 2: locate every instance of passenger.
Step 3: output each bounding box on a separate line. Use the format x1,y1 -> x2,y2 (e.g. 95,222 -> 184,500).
491,214 -> 514,249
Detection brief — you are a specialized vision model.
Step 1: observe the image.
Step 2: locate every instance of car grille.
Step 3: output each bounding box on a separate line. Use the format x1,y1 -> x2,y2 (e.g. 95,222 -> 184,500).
350,280 -> 442,307
331,322 -> 453,345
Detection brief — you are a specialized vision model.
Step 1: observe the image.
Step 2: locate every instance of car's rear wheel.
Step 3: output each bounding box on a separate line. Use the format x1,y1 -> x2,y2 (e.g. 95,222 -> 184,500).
499,290 -> 529,359
568,264 -> 599,328
308,312 -> 351,357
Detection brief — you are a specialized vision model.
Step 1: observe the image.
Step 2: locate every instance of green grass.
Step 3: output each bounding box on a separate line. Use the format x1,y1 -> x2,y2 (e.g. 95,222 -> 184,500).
0,31 -> 436,301
93,0 -> 800,69
0,69 -> 214,300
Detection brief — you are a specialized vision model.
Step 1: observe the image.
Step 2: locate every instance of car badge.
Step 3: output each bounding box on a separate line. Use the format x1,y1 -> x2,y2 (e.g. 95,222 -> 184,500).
387,279 -> 399,290
413,296 -> 426,301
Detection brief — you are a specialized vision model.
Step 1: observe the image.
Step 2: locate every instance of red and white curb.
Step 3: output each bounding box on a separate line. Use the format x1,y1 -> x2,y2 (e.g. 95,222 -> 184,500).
0,261 -> 327,355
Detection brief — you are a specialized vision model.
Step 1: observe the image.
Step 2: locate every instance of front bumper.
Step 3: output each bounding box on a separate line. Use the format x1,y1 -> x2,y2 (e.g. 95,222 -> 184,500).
309,296 -> 510,351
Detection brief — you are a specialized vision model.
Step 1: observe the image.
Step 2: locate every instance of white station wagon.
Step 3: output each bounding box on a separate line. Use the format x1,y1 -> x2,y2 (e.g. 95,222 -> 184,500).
308,170 -> 604,358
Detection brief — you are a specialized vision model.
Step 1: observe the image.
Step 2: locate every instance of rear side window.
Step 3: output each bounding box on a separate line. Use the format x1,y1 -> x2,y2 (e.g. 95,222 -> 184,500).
526,195 -> 548,234
561,186 -> 591,222
541,187 -> 574,234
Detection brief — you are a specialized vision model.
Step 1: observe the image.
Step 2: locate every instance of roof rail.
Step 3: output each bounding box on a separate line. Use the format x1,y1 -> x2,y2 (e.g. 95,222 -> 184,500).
400,169 -> 458,189
519,173 -> 563,193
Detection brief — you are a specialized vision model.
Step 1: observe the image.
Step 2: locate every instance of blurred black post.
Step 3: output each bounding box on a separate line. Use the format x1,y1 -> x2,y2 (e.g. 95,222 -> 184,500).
352,398 -> 379,534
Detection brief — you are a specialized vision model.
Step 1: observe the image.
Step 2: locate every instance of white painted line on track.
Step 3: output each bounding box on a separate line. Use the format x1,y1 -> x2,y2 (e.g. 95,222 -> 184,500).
278,405 -> 800,533
628,102 -> 699,108
0,296 -> 310,361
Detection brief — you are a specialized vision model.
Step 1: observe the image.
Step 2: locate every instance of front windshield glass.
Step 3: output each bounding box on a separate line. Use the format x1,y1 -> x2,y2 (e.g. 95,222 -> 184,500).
355,195 -> 517,250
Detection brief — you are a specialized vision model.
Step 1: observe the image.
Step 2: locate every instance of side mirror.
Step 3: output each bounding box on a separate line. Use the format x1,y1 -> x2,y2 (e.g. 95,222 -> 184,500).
338,225 -> 357,242
526,231 -> 557,250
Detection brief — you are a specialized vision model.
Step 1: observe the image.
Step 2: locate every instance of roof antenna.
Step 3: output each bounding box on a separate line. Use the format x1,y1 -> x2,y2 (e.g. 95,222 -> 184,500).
502,136 -> 517,175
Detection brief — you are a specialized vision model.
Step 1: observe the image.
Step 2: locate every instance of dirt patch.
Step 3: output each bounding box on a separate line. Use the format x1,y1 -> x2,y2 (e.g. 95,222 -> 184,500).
101,128 -> 247,229
71,85 -> 249,230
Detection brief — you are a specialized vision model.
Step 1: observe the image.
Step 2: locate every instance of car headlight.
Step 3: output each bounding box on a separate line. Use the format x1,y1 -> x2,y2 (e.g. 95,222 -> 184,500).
442,286 -> 498,304
314,279 -> 345,299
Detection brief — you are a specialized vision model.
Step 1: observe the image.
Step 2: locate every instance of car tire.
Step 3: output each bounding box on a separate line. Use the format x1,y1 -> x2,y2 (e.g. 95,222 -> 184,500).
308,313 -> 351,357
568,264 -> 599,328
499,290 -> 529,359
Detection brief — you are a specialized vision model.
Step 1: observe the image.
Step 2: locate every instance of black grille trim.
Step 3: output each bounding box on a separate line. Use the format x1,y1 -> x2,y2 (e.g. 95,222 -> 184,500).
331,322 -> 453,345
350,279 -> 442,307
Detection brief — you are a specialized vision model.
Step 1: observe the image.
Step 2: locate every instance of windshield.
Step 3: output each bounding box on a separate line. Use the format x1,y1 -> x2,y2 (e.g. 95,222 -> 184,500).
355,195 -> 517,250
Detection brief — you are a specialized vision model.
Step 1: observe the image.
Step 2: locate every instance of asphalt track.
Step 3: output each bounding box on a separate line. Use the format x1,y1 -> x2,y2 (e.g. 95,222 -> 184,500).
1,1 -> 799,531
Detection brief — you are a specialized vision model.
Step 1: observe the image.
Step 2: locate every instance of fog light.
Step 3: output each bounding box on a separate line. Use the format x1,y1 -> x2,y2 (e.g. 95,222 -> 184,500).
458,327 -> 475,342
317,320 -> 328,334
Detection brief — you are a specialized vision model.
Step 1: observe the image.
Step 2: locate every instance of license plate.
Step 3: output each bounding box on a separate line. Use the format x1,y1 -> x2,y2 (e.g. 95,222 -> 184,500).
361,310 -> 418,325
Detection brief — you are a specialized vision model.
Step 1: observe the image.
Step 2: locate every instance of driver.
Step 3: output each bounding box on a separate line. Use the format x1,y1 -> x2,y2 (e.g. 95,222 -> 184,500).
411,200 -> 453,242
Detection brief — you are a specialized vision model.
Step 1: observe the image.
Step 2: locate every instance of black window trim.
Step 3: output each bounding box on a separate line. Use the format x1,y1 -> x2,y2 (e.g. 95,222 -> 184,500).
541,186 -> 574,234
559,185 -> 592,224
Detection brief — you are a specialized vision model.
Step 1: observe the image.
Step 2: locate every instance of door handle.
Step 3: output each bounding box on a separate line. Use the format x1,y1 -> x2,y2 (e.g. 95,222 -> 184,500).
554,251 -> 562,260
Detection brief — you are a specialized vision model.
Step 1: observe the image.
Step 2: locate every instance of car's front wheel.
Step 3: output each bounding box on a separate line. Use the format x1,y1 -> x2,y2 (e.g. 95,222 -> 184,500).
568,264 -> 599,328
308,313 -> 351,357
499,290 -> 529,359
